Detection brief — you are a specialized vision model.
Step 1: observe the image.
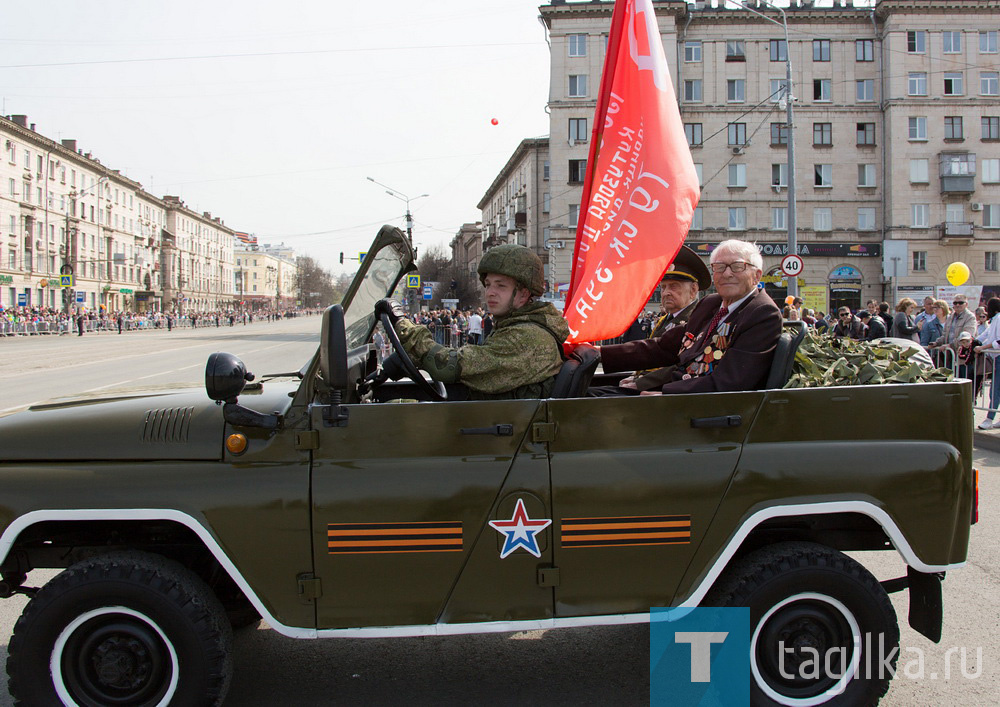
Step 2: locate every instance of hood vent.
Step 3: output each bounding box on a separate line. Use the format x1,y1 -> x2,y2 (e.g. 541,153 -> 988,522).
141,407 -> 194,443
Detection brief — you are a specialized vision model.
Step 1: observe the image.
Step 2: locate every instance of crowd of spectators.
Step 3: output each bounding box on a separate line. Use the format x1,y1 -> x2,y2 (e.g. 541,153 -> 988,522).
406,308 -> 491,347
1,305 -> 311,337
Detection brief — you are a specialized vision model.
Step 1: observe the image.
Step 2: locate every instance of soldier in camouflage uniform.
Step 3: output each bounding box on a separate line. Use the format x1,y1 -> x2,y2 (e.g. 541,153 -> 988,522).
375,245 -> 569,399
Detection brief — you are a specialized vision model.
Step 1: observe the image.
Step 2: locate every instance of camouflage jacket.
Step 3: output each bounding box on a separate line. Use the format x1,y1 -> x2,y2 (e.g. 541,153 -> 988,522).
397,301 -> 569,399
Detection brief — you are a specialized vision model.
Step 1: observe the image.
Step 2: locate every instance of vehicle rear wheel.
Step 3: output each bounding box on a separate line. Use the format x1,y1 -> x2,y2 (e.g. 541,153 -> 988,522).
7,551 -> 232,706
706,541 -> 899,707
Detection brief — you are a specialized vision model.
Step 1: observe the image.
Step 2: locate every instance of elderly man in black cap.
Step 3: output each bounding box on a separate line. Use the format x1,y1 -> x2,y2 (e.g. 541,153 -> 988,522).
591,245 -> 712,395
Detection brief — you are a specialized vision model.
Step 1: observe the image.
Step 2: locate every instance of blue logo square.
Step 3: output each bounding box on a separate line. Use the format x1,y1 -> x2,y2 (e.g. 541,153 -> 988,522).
651,607 -> 751,706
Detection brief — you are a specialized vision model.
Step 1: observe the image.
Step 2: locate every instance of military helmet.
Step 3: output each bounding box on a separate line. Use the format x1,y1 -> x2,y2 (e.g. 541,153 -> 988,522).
477,244 -> 545,297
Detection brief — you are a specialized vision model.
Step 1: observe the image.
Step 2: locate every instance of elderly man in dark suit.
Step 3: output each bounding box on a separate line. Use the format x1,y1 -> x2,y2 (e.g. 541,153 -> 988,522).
597,239 -> 782,394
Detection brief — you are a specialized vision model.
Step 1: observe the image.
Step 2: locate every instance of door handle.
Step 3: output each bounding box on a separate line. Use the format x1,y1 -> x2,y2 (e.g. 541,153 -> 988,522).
460,424 -> 514,436
690,415 -> 742,429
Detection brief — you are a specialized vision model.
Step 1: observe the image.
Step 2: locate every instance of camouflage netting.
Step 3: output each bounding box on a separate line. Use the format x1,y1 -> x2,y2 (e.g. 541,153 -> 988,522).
785,330 -> 954,388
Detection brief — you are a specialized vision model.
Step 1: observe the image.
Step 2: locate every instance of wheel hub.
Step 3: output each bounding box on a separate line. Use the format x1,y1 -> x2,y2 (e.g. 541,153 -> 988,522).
93,635 -> 151,690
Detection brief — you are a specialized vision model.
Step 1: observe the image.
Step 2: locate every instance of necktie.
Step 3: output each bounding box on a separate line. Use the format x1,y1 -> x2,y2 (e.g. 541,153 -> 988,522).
699,305 -> 729,347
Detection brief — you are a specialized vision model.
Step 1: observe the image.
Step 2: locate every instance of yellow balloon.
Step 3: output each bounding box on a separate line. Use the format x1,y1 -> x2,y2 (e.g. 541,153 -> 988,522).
946,261 -> 970,286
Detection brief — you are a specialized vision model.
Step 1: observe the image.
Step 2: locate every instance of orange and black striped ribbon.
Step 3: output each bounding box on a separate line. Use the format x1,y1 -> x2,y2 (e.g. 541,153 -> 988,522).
327,521 -> 463,554
560,515 -> 691,548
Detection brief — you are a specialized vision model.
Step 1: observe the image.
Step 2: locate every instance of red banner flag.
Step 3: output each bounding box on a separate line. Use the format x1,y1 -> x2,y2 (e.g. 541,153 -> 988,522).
563,0 -> 700,343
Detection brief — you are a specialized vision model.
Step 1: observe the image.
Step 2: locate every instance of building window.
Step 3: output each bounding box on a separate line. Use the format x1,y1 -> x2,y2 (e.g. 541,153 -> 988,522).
543,161 -> 550,180
982,31 -> 998,53
813,79 -> 831,101
569,118 -> 588,143
907,31 -> 926,54
691,207 -> 703,230
984,205 -> 1000,229
857,123 -> 876,146
568,75 -> 588,97
684,41 -> 702,62
727,79 -> 745,102
728,207 -> 746,230
912,250 -> 927,271
769,78 -> 789,102
942,31 -> 962,54
856,79 -> 875,102
945,116 -> 964,140
858,164 -> 876,187
813,208 -> 833,232
983,158 -> 1000,183
728,164 -> 747,188
683,79 -> 702,102
542,192 -> 550,213
770,123 -> 788,145
982,72 -> 1000,96
770,39 -> 787,62
685,123 -> 703,146
941,153 -> 976,177
568,34 -> 587,57
979,115 -> 1000,140
908,116 -> 927,141
908,72 -> 928,96
772,163 -> 788,187
944,73 -> 964,96
694,163 -> 703,187
568,160 -> 587,184
813,123 -> 832,146
814,164 -> 832,187
858,207 -> 876,231
986,252 -> 999,272
856,39 -> 874,61
813,39 -> 831,62
726,40 -> 746,61
568,204 -> 579,228
727,123 -> 747,146
772,207 -> 787,230
912,204 -> 930,229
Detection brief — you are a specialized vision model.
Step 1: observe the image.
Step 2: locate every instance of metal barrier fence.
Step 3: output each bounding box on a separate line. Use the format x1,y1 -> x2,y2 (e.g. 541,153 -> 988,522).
2,312 -> 312,339
931,345 -> 995,416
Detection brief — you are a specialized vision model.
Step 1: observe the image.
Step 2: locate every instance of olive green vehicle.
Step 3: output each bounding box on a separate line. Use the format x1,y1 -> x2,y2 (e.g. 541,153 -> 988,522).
0,226 -> 977,706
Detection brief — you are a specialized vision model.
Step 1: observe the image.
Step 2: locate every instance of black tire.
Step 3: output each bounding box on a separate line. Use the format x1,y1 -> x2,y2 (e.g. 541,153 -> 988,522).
225,598 -> 262,632
7,551 -> 232,706
706,541 -> 899,707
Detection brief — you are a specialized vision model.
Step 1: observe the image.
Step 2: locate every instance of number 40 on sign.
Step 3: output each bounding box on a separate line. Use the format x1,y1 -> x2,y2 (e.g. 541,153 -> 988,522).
780,254 -> 803,278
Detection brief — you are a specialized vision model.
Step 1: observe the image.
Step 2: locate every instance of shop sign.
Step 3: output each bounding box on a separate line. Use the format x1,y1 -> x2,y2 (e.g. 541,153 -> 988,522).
829,266 -> 862,281
120,288 -> 134,294
688,242 -> 881,257
0,274 -> 12,285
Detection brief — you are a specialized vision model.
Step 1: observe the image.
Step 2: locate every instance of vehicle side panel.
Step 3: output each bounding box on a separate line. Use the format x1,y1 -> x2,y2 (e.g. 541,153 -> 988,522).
674,382 -> 974,605
548,393 -> 765,616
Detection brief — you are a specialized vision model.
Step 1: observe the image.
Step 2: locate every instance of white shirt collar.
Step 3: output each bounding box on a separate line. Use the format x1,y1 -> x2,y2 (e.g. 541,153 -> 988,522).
719,288 -> 756,324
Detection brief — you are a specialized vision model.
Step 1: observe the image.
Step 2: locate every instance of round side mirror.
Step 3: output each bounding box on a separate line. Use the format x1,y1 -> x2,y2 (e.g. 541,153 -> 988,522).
206,352 -> 252,403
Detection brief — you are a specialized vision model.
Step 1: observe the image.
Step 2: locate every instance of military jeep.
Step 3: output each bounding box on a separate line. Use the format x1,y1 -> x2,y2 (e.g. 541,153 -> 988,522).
0,226 -> 976,705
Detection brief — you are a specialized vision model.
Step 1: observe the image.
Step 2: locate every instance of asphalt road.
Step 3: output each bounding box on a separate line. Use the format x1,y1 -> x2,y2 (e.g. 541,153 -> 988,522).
0,321 -> 995,705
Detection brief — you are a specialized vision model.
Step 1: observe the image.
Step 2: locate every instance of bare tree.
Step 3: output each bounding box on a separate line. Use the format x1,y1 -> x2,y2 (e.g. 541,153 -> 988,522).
295,256 -> 341,308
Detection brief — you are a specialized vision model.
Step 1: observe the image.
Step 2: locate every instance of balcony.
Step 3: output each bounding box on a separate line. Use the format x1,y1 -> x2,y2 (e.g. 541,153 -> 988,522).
941,175 -> 975,194
939,152 -> 976,194
939,221 -> 974,245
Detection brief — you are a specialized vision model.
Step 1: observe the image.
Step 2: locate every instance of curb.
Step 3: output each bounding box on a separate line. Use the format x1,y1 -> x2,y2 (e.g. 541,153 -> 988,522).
973,430 -> 1000,453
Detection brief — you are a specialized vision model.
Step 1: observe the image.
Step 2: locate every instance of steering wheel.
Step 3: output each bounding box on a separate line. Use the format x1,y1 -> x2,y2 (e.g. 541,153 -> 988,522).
378,312 -> 447,401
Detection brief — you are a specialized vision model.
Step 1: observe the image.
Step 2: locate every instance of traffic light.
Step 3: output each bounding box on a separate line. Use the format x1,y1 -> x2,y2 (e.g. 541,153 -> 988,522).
339,252 -> 344,264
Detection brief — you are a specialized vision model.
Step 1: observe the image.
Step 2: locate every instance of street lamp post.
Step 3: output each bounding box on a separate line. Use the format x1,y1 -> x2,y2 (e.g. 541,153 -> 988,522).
732,0 -> 797,298
365,177 -> 428,251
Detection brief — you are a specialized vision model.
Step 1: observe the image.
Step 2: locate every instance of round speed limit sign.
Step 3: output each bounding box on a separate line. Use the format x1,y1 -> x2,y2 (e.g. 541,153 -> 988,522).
781,254 -> 804,277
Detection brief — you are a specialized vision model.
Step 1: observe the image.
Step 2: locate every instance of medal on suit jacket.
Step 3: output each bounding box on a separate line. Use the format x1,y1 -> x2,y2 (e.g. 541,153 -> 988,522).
682,314 -> 734,380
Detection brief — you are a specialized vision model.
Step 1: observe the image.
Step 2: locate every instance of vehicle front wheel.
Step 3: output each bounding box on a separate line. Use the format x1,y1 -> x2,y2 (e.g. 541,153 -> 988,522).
706,541 -> 899,707
7,551 -> 232,706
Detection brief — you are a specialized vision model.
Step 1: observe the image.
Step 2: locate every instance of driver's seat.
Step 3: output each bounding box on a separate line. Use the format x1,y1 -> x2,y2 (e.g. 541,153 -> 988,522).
550,345 -> 601,398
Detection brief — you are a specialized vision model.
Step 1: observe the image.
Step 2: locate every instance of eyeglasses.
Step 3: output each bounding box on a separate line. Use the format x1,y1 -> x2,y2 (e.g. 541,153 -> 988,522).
953,301 -> 967,306
839,312 -> 851,318
710,261 -> 750,274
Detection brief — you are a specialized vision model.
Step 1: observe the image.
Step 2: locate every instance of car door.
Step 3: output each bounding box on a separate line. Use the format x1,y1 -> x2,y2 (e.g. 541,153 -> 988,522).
547,392 -> 765,616
310,398 -> 550,630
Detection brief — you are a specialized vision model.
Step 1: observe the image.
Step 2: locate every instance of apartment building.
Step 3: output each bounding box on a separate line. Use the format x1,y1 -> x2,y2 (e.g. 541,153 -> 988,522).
531,0 -> 1000,313
450,221 -> 485,285
0,115 -> 167,313
161,197 -> 235,313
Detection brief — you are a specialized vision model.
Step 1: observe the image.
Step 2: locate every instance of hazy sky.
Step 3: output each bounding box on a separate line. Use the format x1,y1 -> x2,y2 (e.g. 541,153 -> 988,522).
0,0 -> 552,273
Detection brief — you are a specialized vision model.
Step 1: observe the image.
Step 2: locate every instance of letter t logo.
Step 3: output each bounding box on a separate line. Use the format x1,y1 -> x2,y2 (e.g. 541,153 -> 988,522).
674,631 -> 729,682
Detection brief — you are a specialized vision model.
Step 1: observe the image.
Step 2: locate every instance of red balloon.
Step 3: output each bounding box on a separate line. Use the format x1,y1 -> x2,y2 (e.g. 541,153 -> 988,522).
491,118 -> 499,126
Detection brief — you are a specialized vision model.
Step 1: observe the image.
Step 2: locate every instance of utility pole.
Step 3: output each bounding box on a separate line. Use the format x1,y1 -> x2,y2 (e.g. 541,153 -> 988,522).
733,0 -> 797,297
